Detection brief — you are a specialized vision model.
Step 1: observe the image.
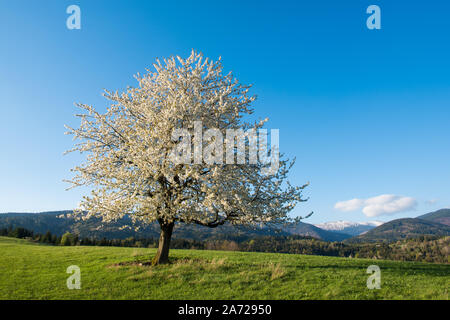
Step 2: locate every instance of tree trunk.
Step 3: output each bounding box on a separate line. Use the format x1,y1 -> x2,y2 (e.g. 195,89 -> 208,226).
152,221 -> 174,265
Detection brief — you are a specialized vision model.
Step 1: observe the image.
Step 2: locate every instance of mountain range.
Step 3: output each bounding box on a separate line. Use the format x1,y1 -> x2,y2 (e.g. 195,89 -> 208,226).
0,211 -> 350,242
0,208 -> 449,243
314,220 -> 384,236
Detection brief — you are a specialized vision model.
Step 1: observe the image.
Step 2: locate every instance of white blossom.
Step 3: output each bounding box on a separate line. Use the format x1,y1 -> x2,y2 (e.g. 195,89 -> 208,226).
65,50 -> 309,231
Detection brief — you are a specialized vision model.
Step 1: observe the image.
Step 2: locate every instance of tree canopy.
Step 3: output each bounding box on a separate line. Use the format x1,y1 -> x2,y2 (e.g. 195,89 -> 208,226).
65,50 -> 309,263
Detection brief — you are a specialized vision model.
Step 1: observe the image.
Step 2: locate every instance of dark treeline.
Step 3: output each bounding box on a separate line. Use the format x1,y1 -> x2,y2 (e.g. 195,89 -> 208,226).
238,235 -> 450,264
1,227 -> 448,264
0,227 -> 205,249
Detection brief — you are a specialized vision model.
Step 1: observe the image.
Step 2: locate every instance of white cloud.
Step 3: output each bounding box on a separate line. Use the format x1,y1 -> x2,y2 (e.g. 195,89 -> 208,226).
425,199 -> 439,205
334,198 -> 365,212
334,194 -> 417,217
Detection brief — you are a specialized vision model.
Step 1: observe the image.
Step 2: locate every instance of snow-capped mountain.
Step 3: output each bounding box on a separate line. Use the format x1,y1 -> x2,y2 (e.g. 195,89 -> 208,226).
314,220 -> 384,237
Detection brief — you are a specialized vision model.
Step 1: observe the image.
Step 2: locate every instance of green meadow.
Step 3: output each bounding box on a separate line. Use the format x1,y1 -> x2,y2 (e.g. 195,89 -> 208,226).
0,236 -> 448,300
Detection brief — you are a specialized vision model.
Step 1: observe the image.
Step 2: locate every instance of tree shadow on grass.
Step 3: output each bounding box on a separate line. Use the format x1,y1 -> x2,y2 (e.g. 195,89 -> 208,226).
108,256 -> 212,269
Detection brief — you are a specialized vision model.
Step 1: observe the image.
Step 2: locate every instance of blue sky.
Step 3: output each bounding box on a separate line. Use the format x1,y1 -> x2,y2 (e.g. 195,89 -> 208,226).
0,0 -> 449,223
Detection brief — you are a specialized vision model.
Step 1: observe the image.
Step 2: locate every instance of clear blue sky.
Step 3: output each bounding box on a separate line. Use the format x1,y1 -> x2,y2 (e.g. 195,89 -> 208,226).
1,0 -> 449,223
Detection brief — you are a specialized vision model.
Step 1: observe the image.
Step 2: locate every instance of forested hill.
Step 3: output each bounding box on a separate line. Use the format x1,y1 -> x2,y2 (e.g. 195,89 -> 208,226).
417,209 -> 450,226
346,218 -> 450,243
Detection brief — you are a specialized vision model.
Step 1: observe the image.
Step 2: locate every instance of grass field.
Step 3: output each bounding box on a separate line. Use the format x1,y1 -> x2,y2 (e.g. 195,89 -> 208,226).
0,236 -> 448,299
